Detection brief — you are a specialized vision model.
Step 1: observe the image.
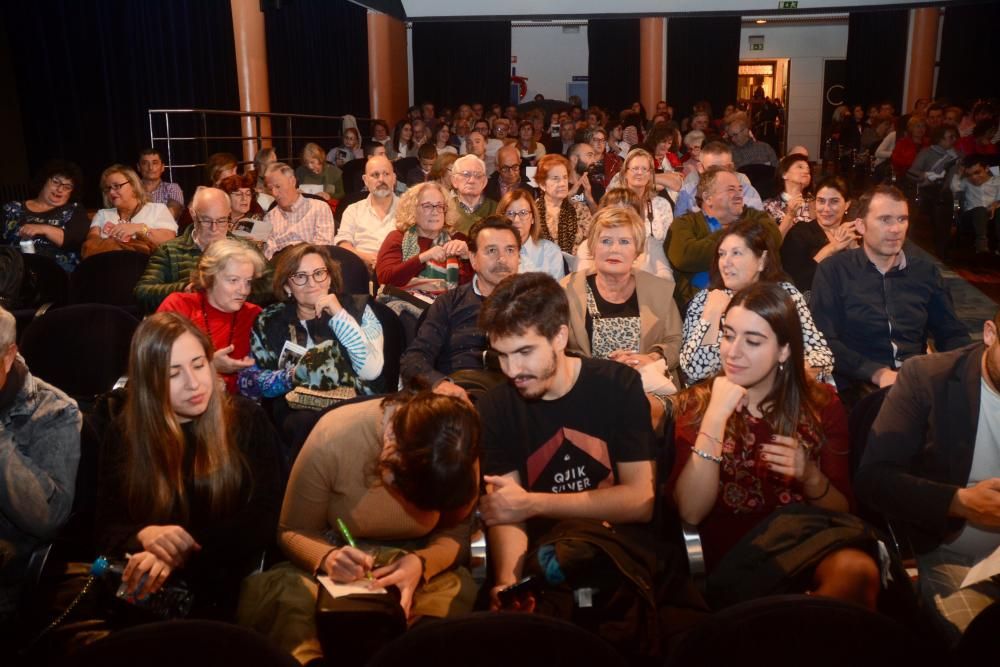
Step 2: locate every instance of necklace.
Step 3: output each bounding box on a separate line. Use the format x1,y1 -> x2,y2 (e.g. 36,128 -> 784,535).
201,292 -> 239,347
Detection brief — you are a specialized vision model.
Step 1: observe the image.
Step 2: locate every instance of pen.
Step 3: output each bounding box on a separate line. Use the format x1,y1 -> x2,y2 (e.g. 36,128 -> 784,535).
336,517 -> 374,581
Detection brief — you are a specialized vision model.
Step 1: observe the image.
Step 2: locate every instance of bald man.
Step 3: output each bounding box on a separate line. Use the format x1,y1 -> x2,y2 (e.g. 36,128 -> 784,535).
334,155 -> 399,270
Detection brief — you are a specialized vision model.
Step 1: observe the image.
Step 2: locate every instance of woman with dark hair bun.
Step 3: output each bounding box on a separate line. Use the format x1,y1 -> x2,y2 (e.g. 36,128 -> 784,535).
669,282 -> 879,609
238,391 -> 482,664
95,312 -> 283,618
763,153 -> 815,238
2,159 -> 90,271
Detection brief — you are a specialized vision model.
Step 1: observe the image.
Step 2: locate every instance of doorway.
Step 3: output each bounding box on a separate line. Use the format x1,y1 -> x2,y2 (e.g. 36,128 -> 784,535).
737,59 -> 789,155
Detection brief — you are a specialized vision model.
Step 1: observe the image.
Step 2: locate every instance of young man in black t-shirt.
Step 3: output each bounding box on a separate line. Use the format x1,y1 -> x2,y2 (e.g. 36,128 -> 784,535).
477,272 -> 656,608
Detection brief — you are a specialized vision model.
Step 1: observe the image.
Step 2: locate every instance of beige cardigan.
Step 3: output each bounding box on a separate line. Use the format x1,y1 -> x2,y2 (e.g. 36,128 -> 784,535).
560,269 -> 682,376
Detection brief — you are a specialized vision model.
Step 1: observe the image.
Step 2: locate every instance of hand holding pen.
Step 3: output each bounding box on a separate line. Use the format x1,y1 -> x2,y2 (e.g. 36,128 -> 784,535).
322,518 -> 374,582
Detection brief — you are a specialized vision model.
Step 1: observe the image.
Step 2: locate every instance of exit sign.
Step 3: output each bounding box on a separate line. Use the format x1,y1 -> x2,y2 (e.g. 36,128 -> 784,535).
780,1 -> 799,8
751,43 -> 764,51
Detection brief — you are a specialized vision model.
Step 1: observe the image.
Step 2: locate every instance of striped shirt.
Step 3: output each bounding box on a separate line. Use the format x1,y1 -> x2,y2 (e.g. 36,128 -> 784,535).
263,194 -> 336,259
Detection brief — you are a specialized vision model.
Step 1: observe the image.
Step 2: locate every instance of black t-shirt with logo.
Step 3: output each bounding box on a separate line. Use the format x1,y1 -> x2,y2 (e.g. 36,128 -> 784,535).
480,357 -> 653,535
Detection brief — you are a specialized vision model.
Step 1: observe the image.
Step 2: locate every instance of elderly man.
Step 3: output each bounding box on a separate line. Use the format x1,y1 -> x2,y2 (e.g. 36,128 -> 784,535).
811,185 -> 970,399
135,187 -> 269,313
0,305 -> 81,619
674,141 -> 764,216
666,166 -> 779,311
399,217 -> 519,404
484,144 -> 534,202
451,154 -> 497,236
334,155 -> 399,271
726,114 -> 778,170
546,120 -> 577,157
262,162 -> 336,260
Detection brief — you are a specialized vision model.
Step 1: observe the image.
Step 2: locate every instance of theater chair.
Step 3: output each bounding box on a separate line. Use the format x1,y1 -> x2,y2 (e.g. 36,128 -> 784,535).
320,245 -> 372,295
10,254 -> 70,341
737,163 -> 778,201
70,250 -> 149,315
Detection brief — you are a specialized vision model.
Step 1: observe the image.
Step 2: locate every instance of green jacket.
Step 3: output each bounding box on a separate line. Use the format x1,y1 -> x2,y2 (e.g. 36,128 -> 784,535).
134,226 -> 274,314
664,207 -> 780,312
453,197 -> 497,236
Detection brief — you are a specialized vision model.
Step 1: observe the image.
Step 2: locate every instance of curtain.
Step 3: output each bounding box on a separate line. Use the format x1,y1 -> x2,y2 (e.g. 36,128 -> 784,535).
3,0 -> 240,209
412,21 -> 511,110
937,4 -> 1000,107
666,17 -> 741,125
844,10 -> 908,112
587,19 -> 640,117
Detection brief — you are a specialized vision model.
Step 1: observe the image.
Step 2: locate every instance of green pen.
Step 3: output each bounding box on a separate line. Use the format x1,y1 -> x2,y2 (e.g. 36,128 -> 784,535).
336,517 -> 374,581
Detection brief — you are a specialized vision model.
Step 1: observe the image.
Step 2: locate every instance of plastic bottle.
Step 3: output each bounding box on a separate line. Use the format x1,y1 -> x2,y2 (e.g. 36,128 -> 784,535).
90,556 -> 195,619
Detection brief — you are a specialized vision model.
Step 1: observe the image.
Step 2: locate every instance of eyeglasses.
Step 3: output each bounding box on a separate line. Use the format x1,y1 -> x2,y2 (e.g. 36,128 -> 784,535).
49,178 -> 74,192
197,216 -> 231,228
626,167 -> 651,175
498,164 -> 521,173
230,190 -> 253,199
102,180 -> 130,193
505,209 -> 532,220
420,202 -> 448,213
288,268 -> 330,286
591,137 -> 607,144
455,171 -> 485,181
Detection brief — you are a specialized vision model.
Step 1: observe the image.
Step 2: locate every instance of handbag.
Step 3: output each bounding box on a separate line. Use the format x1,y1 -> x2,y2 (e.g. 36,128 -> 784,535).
284,386 -> 357,411
315,583 -> 405,664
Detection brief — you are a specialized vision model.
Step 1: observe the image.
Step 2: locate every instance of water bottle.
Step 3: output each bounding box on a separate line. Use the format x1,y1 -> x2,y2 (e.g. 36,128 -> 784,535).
91,556 -> 195,619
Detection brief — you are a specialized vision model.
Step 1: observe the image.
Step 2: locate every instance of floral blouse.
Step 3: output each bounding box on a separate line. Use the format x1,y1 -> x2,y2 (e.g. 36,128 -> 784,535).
763,195 -> 813,230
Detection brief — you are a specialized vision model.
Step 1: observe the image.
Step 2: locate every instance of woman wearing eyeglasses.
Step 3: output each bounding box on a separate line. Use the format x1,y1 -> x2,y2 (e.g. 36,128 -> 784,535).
2,159 -> 90,271
219,173 -> 267,237
497,188 -> 564,280
83,164 -> 177,258
535,154 -> 592,262
158,239 -> 265,394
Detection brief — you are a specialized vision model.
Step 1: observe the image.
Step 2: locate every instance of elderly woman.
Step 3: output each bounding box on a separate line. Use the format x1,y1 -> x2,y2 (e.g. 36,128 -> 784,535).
763,153 -> 815,238
781,176 -> 859,293
243,243 -> 383,402
158,239 -> 266,394
376,181 -> 472,292
219,173 -> 267,238
680,219 -> 833,386
238,391 -> 481,664
2,159 -> 90,271
562,206 -> 682,423
535,154 -> 592,259
83,164 -> 177,258
294,143 -> 344,202
682,130 -> 707,177
890,115 -> 930,179
497,188 -> 564,279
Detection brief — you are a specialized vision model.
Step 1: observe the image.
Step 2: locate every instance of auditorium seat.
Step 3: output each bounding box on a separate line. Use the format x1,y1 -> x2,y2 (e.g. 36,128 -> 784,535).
70,251 -> 150,314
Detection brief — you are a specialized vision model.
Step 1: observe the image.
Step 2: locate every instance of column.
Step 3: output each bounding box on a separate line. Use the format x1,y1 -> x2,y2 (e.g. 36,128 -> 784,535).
639,18 -> 665,118
231,0 -> 272,162
367,11 -> 409,123
904,8 -> 939,113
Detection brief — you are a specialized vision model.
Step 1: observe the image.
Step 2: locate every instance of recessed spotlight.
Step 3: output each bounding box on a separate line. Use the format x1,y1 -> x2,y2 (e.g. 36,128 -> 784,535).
755,19 -> 767,24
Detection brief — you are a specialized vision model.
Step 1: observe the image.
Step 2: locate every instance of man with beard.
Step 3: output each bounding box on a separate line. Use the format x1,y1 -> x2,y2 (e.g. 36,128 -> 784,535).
476,272 -> 656,608
334,155 -> 399,271
399,217 -> 520,404
856,309 -> 1000,642
567,142 -> 602,213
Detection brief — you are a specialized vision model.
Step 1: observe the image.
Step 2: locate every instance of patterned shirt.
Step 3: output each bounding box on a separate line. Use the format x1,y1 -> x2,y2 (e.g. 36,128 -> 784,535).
263,194 -> 336,259
144,180 -> 184,206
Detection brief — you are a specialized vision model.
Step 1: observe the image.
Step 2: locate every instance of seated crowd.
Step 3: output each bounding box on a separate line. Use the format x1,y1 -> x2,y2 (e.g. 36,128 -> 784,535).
2,94 -> 1000,664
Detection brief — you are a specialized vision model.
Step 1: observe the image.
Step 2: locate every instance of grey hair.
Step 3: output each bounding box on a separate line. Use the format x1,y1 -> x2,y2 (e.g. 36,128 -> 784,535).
263,162 -> 295,179
0,305 -> 15,348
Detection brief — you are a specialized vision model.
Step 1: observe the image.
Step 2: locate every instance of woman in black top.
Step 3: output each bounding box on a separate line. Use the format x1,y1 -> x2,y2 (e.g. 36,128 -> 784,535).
780,175 -> 860,295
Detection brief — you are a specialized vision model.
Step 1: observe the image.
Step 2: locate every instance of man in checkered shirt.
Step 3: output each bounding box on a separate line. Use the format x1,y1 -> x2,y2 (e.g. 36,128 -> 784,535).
262,162 -> 336,260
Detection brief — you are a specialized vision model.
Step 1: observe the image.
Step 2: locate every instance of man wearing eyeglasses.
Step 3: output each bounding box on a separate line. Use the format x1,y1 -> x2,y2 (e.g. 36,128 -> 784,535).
451,155 -> 498,236
725,114 -> 778,170
335,155 -> 399,272
135,187 -> 269,313
485,145 -> 534,203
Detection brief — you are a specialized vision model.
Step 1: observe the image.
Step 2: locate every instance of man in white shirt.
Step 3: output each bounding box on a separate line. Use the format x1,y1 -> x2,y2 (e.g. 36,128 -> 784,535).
951,155 -> 1000,255
334,156 -> 398,271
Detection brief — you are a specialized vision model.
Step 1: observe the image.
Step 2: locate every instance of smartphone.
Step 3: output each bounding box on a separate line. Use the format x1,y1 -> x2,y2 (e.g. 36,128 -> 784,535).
497,575 -> 541,607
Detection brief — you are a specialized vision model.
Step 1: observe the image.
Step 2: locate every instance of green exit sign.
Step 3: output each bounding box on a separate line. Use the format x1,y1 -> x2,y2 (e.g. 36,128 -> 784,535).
780,1 -> 799,8
751,43 -> 764,51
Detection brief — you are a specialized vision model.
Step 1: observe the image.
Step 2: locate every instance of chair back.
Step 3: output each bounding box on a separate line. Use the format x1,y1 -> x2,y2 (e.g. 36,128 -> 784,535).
322,245 -> 371,295
370,300 -> 404,391
737,163 -> 779,201
21,253 -> 70,308
19,304 -> 139,400
71,251 -> 150,309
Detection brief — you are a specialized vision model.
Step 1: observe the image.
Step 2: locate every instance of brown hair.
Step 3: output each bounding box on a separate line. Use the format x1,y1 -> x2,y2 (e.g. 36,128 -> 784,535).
708,219 -> 785,290
123,313 -> 244,522
856,184 -> 907,220
479,271 -> 568,341
497,188 -> 541,242
205,152 -> 239,186
535,153 -> 571,184
271,244 -> 344,302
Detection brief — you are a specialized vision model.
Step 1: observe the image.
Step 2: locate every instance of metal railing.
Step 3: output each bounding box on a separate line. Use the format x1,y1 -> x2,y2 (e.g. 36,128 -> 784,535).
147,108 -> 372,183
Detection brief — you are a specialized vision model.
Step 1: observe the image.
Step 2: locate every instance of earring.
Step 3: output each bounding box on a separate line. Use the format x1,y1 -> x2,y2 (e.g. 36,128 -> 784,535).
778,361 -> 785,373
285,289 -> 292,298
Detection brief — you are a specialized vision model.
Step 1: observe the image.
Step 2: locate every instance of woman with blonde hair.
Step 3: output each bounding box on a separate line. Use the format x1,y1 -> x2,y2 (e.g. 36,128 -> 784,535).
294,142 -> 344,201
83,164 -> 177,258
497,188 -> 563,279
157,239 -> 266,394
95,312 -> 282,618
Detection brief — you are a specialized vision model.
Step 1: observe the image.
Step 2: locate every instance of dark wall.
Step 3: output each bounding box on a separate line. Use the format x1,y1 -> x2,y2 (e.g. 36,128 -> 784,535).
412,21 -> 511,110
587,19 -> 640,117
844,9 -> 908,112
666,16 -> 741,124
937,3 -> 1000,107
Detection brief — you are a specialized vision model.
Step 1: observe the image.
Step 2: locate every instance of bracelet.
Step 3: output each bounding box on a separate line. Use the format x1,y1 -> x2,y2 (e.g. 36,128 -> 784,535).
698,431 -> 723,447
804,477 -> 832,501
692,447 -> 723,464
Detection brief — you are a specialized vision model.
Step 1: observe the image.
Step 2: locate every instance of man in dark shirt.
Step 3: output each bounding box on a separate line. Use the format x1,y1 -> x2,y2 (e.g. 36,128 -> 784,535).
476,272 -> 655,607
811,185 -> 971,398
399,217 -> 520,403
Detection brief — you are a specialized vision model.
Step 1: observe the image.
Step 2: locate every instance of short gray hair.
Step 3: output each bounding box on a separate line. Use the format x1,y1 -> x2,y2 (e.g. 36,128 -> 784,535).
452,154 -> 486,175
190,186 -> 232,215
0,305 -> 15,348
264,162 -> 295,179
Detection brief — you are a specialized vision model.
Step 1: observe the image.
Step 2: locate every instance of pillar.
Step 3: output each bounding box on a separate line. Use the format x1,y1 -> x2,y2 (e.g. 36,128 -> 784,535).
904,8 -> 939,113
367,11 -> 409,124
231,0 -> 272,162
639,18 -> 665,119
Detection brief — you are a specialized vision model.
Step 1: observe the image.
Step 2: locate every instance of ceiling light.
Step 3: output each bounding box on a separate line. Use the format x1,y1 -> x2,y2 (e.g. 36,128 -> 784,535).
755,19 -> 767,24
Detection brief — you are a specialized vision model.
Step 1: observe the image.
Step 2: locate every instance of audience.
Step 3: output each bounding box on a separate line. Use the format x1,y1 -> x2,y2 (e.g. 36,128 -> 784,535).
535,153 -> 593,259
205,152 -> 239,187
497,189 -> 563,279
0,305 -> 81,619
451,154 -> 497,235
261,162 -> 337,260
95,312 -> 282,619
2,159 -> 89,271
83,164 -> 178,258
674,141 -> 764,216
763,153 -> 814,238
334,155 -> 399,271
294,142 -> 344,202
328,127 -> 364,167
219,172 -> 269,240
137,148 -> 184,219
726,114 -> 779,169
891,115 -> 930,181
811,185 -> 970,400
158,239 -> 266,394
517,119 -> 546,165
405,143 -> 437,186
485,144 -> 532,203
857,309 -> 1000,643
950,155 -> 1000,256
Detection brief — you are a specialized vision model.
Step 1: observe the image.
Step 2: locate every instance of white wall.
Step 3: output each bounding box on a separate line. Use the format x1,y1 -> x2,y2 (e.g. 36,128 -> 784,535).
510,24 -> 589,102
738,21 -> 848,158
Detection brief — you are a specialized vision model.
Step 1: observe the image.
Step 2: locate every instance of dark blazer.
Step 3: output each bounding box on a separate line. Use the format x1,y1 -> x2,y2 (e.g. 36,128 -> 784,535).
855,343 -> 984,554
483,167 -> 536,203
